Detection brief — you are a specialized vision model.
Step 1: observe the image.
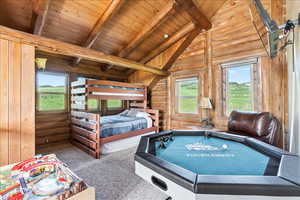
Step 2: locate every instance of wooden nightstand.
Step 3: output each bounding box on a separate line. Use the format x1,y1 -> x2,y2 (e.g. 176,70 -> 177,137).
186,125 -> 224,132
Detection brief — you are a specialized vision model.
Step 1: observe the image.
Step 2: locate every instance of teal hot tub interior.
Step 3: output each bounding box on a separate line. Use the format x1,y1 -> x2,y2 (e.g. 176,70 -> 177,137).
154,135 -> 279,176
135,130 -> 300,197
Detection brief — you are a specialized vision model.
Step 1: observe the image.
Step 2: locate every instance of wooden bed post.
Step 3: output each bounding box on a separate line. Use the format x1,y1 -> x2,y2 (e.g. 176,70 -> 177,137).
154,109 -> 159,133
143,87 -> 147,108
95,114 -> 100,159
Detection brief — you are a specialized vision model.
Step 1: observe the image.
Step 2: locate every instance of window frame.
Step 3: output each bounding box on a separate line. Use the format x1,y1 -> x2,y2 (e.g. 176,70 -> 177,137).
36,71 -> 69,113
170,70 -> 204,119
175,77 -> 199,114
221,57 -> 261,116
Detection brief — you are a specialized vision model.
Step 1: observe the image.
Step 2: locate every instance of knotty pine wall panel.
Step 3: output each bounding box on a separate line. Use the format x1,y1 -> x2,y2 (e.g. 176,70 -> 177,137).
210,0 -> 268,129
210,0 -> 287,148
151,78 -> 169,130
0,38 -> 35,166
150,33 -> 206,131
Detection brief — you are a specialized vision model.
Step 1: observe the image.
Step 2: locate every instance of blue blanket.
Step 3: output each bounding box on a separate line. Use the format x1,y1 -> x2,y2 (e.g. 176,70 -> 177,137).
100,115 -> 147,138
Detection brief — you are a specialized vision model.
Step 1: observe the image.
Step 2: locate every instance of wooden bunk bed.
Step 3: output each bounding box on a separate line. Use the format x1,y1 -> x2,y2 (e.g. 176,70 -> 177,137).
70,79 -> 159,158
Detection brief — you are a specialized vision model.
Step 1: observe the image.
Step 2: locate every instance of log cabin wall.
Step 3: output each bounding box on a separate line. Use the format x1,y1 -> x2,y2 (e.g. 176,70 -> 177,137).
35,57 -> 71,149
130,0 -> 287,149
0,37 -> 35,166
210,0 -> 286,136
130,37 -> 191,130
210,0 -> 287,149
167,34 -> 208,129
36,112 -> 70,148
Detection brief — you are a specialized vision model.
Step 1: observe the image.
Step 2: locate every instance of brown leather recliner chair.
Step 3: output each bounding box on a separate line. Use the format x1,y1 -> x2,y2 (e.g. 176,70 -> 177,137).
227,111 -> 281,145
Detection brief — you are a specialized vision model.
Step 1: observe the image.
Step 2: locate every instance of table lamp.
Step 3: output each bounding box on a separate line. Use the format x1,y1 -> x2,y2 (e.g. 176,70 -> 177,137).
200,97 -> 214,128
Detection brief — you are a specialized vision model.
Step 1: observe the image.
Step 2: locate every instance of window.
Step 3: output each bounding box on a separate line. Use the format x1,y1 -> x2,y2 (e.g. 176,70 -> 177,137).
37,72 -> 67,111
76,77 -> 99,110
107,100 -> 122,109
222,58 -> 260,115
175,77 -> 198,114
88,99 -> 98,110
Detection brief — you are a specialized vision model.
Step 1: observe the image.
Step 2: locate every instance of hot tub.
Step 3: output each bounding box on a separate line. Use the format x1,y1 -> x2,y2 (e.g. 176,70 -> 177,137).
135,130 -> 300,200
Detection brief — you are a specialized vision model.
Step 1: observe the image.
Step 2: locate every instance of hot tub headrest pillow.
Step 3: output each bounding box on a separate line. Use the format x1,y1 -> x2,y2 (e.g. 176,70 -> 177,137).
228,111 -> 273,137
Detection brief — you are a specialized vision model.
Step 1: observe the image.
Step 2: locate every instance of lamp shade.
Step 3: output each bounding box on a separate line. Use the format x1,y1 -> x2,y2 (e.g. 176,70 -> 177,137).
35,58 -> 47,70
200,97 -> 213,109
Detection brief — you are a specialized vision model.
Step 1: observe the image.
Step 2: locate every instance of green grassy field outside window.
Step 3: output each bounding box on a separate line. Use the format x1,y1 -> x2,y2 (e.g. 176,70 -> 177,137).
176,78 -> 198,114
38,92 -> 65,111
88,99 -> 98,110
107,100 -> 122,108
37,72 -> 67,111
225,65 -> 253,115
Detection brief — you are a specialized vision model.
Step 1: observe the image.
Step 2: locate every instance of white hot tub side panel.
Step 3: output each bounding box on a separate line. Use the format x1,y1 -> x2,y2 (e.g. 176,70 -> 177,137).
135,162 -> 300,200
135,161 -> 196,200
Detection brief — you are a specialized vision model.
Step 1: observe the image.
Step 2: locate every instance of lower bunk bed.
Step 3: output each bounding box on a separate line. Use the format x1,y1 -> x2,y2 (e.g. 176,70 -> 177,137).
70,109 -> 159,158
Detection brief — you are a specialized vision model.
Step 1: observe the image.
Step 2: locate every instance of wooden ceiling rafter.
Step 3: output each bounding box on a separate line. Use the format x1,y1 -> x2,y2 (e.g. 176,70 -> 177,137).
142,22 -> 195,64
37,54 -> 127,81
127,0 -> 213,77
126,22 -> 195,75
31,0 -> 51,35
105,1 -> 177,71
72,0 -> 125,66
148,28 -> 202,88
175,0 -> 212,30
0,25 -> 168,76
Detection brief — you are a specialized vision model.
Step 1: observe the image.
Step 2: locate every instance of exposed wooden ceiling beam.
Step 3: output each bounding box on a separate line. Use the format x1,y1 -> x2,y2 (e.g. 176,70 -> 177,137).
141,22 -> 195,64
125,22 -> 195,75
120,1 -> 177,58
0,25 -> 168,76
31,0 -> 51,35
37,54 -> 127,80
73,0 -> 124,66
175,0 -> 212,30
106,1 -> 177,71
149,28 -> 202,88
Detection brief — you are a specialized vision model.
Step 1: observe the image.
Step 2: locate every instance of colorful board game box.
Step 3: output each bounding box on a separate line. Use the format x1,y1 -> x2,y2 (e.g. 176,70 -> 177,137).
0,154 -> 87,200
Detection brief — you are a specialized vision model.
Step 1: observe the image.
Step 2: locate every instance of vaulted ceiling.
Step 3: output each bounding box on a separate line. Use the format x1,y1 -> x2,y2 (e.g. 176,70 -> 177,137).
0,0 -> 227,74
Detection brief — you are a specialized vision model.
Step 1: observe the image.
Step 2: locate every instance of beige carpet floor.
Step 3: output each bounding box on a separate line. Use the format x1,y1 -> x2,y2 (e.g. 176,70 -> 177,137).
38,143 -> 168,200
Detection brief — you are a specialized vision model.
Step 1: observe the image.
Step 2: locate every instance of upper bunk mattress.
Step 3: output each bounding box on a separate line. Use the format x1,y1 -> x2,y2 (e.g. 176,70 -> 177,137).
92,85 -> 144,97
100,115 -> 148,138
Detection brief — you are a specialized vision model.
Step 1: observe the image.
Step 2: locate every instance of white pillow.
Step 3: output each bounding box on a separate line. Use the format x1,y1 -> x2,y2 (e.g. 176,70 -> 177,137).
127,110 -> 139,117
136,111 -> 150,118
136,111 -> 152,128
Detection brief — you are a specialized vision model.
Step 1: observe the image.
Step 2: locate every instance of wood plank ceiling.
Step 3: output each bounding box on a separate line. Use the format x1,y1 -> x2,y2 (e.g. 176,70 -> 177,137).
0,0 -> 226,76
